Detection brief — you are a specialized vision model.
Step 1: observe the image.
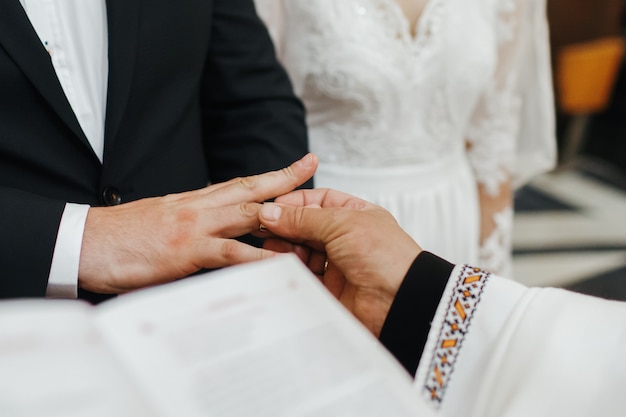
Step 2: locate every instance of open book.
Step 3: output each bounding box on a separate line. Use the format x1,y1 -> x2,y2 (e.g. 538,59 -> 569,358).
0,255 -> 428,416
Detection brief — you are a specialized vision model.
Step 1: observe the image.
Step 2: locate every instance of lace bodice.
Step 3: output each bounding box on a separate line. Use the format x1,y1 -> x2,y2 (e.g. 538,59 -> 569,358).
255,0 -> 555,190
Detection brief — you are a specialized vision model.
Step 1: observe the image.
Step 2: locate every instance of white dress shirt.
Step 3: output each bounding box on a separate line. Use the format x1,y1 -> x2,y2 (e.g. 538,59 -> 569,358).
19,0 -> 108,298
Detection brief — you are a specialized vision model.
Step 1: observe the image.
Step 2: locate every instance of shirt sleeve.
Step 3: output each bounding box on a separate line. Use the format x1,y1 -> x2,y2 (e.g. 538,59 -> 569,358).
46,203 -> 89,299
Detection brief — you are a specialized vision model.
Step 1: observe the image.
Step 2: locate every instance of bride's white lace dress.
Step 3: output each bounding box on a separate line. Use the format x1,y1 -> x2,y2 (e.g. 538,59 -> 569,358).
255,0 -> 555,275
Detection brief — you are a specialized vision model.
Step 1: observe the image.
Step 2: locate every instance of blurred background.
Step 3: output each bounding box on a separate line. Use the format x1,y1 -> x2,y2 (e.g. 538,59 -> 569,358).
513,0 -> 626,300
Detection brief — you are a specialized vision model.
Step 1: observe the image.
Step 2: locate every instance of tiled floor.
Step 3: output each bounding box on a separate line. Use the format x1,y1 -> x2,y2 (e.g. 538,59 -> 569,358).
512,158 -> 626,301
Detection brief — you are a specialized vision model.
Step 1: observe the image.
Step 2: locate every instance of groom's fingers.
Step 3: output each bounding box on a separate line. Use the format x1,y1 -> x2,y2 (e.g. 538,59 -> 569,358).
273,188 -> 330,207
200,153 -> 319,207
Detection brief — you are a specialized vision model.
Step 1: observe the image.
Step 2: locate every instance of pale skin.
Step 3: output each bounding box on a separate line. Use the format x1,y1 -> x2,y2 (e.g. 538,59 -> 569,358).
78,153 -> 318,294
257,188 -> 422,337
393,0 -> 429,37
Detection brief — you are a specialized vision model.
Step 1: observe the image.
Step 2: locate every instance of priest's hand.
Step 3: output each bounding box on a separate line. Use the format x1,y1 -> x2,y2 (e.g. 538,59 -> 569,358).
257,188 -> 421,336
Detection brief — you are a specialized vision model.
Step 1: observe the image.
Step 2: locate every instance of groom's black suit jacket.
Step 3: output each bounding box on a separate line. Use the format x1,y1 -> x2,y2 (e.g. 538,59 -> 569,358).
0,0 -> 310,300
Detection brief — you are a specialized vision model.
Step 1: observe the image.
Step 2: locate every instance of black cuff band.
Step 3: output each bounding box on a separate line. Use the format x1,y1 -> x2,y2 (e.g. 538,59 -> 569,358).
378,251 -> 455,377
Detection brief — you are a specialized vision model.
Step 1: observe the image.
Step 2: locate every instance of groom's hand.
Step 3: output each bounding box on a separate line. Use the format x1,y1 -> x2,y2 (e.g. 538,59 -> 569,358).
78,154 -> 318,294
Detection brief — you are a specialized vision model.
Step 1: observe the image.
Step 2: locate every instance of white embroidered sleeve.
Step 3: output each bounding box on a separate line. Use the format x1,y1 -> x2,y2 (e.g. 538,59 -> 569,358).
414,265 -> 526,414
415,267 -> 626,417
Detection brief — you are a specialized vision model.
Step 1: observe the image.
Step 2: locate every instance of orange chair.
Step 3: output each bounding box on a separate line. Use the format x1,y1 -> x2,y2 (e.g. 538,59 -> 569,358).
556,36 -> 625,162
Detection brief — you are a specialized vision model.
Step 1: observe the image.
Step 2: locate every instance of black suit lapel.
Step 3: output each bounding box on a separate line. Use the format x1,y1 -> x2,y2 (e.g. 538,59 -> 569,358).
0,0 -> 90,150
104,0 -> 142,151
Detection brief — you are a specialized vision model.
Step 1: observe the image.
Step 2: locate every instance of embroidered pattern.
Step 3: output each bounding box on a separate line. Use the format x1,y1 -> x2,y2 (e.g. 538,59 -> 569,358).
423,265 -> 491,406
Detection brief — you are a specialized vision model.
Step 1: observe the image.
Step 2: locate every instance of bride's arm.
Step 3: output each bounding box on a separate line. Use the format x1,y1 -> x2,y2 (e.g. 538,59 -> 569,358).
465,0 -> 556,276
253,0 -> 287,58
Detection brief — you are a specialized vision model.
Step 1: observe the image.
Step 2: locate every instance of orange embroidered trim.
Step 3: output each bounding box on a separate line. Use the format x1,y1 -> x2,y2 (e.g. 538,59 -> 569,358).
424,265 -> 490,406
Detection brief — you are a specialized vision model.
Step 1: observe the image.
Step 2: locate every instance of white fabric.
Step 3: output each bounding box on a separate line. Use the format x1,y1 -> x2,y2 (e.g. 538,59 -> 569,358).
20,0 -> 108,161
45,204 -> 89,298
415,265 -> 626,417
19,0 -> 108,298
255,0 -> 556,269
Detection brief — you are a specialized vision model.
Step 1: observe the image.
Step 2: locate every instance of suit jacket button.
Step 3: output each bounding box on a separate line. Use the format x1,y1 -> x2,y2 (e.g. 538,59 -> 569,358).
102,186 -> 122,206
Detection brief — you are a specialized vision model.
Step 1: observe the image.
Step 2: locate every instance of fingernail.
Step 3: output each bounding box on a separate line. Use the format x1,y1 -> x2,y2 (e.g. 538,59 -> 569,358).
296,153 -> 313,168
260,203 -> 282,221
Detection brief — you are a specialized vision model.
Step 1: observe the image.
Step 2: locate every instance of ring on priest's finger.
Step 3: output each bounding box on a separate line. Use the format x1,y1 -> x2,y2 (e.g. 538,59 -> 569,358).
323,258 -> 329,274
258,223 -> 268,232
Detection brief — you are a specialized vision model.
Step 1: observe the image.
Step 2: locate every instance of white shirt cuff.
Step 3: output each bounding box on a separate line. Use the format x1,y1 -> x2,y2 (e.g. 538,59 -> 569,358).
46,203 -> 90,298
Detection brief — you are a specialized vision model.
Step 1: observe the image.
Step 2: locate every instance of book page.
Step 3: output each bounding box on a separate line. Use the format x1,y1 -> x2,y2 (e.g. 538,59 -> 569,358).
94,255 -> 430,417
0,300 -> 157,416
